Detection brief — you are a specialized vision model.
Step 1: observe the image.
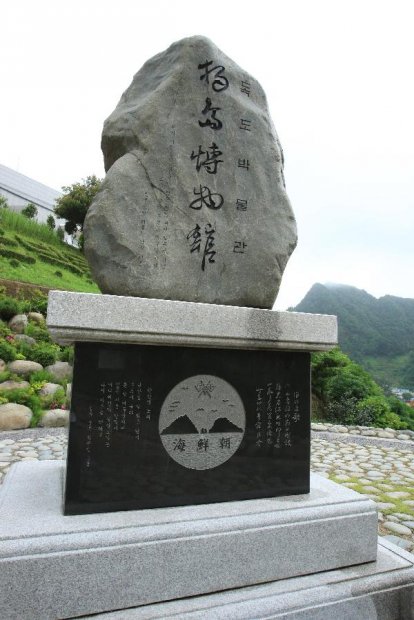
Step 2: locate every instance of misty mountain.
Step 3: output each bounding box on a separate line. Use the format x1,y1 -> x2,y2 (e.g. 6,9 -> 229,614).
293,283 -> 414,358
292,283 -> 414,387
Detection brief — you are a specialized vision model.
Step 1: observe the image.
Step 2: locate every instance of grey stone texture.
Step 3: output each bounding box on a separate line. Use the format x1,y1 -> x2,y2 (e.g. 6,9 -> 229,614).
84,539 -> 414,619
0,380 -> 30,392
8,314 -> 27,333
7,360 -> 43,377
12,334 -> 36,346
84,36 -> 297,309
47,291 -> 337,350
0,461 -> 377,619
38,408 -> 69,428
38,382 -> 62,397
27,311 -> 45,324
44,361 -> 72,381
0,403 -> 32,430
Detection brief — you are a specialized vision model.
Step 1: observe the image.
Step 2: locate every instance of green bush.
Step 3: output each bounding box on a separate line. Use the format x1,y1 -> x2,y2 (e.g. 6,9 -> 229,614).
29,369 -> 59,385
9,259 -> 20,268
21,203 -> 38,219
54,270 -> 63,277
0,237 -> 18,247
59,345 -> 74,364
25,321 -> 52,343
29,343 -> 59,367
0,370 -> 11,382
0,320 -> 11,337
40,386 -> 66,410
0,296 -> 22,320
0,339 -> 17,362
0,248 -> 36,264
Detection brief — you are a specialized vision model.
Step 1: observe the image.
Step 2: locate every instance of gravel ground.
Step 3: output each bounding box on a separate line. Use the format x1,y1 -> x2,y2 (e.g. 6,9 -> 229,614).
1,428 -> 413,553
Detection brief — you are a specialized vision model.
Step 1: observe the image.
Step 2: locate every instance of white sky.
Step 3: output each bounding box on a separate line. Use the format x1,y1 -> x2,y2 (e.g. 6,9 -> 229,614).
2,0 -> 413,310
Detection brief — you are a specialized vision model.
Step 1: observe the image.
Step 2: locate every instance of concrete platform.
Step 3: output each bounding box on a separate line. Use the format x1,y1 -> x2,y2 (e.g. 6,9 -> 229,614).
0,461 -> 378,620
86,538 -> 414,619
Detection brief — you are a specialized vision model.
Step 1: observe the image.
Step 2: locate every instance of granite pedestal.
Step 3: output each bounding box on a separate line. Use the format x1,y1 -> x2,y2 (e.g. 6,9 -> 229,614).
2,292 -> 409,618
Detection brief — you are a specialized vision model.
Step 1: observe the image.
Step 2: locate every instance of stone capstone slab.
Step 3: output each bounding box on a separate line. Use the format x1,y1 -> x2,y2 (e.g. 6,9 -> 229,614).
0,461 -> 377,619
84,35 -> 297,308
47,291 -> 337,350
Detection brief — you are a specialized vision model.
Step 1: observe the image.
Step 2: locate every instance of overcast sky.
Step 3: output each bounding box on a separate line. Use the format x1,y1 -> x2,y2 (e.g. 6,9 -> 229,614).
2,0 -> 413,309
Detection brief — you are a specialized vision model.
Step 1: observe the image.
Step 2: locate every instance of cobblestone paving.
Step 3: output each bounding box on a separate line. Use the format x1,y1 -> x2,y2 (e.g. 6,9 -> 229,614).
1,430 -> 413,553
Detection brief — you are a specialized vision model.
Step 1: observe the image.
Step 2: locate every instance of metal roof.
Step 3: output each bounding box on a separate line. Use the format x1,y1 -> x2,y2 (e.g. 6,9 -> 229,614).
0,163 -> 61,211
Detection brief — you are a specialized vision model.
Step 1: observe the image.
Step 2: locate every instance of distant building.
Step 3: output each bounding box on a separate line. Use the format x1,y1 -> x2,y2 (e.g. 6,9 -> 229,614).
0,163 -> 61,224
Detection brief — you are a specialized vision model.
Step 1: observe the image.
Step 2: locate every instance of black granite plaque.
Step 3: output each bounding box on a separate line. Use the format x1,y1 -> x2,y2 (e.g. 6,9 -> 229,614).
64,342 -> 310,515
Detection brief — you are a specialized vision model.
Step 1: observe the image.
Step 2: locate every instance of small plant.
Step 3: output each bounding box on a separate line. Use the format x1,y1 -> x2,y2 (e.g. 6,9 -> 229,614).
25,321 -> 52,343
59,345 -> 74,364
0,339 -> 17,362
30,342 -> 59,367
46,214 -> 56,229
9,258 -> 20,267
54,270 -> 63,277
0,370 -> 11,382
0,320 -> 11,337
21,203 -> 38,220
0,296 -> 22,320
30,369 -> 59,385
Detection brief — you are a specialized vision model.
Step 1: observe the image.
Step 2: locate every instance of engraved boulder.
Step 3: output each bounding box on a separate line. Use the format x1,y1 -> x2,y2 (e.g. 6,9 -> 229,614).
84,35 -> 297,308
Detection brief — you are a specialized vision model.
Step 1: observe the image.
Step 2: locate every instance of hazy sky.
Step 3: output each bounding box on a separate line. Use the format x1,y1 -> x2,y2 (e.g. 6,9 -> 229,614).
2,0 -> 413,309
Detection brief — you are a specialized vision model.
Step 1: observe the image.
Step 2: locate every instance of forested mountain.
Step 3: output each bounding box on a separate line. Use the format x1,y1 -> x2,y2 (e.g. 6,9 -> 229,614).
292,283 -> 414,388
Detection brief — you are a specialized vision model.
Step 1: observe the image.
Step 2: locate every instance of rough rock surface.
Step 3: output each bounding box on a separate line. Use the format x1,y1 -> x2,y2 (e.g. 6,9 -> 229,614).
0,380 -> 30,392
8,360 -> 43,377
28,312 -> 45,324
8,314 -> 28,334
0,403 -> 32,430
13,334 -> 36,347
84,36 -> 297,308
45,361 -> 73,381
39,409 -> 69,428
38,382 -> 62,397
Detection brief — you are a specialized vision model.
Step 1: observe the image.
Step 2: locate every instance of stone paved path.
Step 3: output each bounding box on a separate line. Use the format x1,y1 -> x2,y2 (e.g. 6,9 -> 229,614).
1,429 -> 413,553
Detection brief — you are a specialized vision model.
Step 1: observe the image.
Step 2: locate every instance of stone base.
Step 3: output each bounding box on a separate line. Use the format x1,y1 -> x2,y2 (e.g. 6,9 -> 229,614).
87,539 -> 414,619
1,461 -> 378,620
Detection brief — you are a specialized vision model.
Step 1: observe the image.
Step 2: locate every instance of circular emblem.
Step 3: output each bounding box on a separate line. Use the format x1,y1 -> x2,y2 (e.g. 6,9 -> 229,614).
159,374 -> 245,470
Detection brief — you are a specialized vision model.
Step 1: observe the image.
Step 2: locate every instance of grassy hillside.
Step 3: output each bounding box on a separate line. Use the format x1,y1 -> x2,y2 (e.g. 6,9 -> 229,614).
0,209 -> 100,293
293,283 -> 414,389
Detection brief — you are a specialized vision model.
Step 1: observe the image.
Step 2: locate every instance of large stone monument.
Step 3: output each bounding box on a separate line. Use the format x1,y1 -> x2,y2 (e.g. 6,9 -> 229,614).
0,36 -> 413,620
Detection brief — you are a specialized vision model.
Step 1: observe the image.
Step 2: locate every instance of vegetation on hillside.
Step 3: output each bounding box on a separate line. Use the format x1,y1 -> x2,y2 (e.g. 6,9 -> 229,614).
293,283 -> 414,389
0,291 -> 73,427
312,348 -> 414,430
54,175 -> 102,241
0,207 -> 100,293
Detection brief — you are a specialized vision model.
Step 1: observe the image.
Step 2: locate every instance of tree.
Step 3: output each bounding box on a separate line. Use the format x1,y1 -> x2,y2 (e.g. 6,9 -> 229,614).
54,175 -> 102,236
0,195 -> 9,209
21,203 -> 38,219
46,214 -> 56,229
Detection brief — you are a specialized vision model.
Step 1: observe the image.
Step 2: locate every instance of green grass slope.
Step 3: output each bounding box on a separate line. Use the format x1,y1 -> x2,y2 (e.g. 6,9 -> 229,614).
0,209 -> 100,293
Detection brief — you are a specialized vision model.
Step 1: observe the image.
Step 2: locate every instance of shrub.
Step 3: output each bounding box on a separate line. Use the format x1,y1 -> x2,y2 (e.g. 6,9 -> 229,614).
0,248 -> 36,264
0,296 -> 22,320
26,290 -> 48,315
0,339 -> 17,362
25,321 -> 52,343
46,215 -> 56,229
29,369 -> 58,385
29,343 -> 59,367
21,203 -> 38,220
0,196 -> 9,209
0,370 -> 11,382
56,227 -> 64,242
9,258 -> 20,268
0,237 -> 18,247
0,320 -> 11,337
59,345 -> 74,364
55,270 -> 63,277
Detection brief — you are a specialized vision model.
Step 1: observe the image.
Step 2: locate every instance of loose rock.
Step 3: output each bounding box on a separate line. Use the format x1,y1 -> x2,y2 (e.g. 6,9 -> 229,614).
8,360 -> 43,377
13,334 -> 36,347
28,312 -> 45,324
45,362 -> 73,381
8,314 -> 28,333
38,383 -> 63,397
39,409 -> 69,428
0,380 -> 30,392
0,403 -> 32,430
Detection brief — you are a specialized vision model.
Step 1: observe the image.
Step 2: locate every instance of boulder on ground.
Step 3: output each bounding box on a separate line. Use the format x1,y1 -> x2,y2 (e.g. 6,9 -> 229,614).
8,360 -> 43,377
28,312 -> 45,324
8,314 -> 28,334
0,380 -> 30,392
45,361 -> 73,381
38,382 -> 62,397
0,403 -> 32,430
13,334 -> 36,347
39,409 -> 69,428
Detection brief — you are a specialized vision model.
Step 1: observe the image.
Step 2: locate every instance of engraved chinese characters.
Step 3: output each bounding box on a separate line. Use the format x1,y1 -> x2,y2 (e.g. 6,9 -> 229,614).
159,375 -> 245,470
84,36 -> 297,308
